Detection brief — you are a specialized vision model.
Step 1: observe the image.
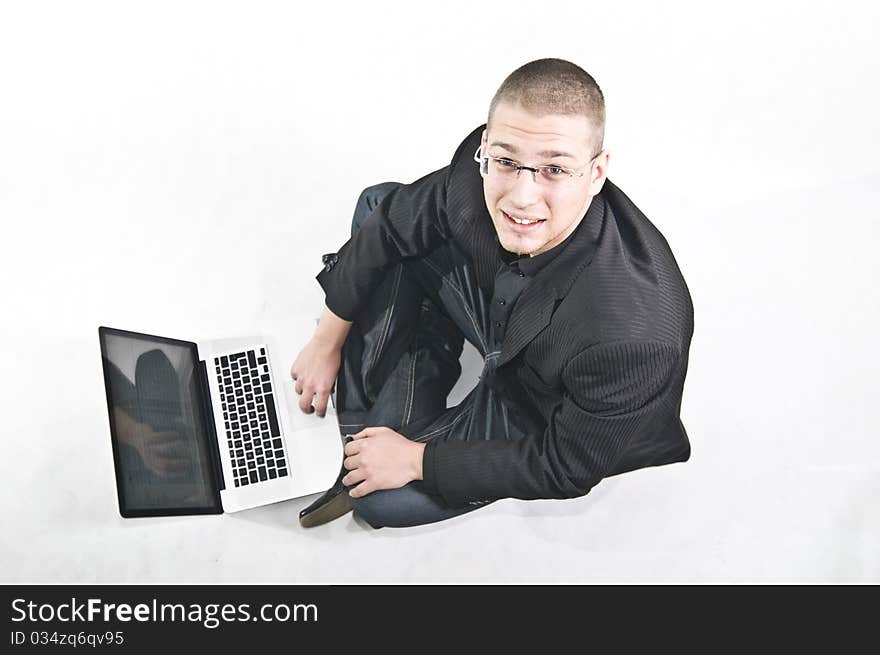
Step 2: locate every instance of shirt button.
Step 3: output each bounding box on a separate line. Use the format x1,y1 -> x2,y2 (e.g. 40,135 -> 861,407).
498,299 -> 506,305
495,321 -> 502,328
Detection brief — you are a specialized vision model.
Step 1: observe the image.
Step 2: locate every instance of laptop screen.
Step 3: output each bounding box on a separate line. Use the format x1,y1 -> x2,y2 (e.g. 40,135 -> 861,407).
99,327 -> 222,517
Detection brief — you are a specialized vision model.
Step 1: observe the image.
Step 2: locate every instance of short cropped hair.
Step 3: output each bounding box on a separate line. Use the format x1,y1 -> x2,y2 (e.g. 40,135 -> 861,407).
488,58 -> 605,155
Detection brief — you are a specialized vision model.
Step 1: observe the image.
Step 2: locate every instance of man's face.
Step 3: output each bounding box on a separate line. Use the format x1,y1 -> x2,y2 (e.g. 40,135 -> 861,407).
480,102 -> 609,256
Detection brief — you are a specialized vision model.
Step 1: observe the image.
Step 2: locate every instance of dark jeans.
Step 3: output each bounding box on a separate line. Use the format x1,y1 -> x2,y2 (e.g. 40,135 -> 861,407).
337,183 -> 536,529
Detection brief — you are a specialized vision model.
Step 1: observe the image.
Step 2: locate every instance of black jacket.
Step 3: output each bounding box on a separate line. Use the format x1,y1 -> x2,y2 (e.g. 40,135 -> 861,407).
317,125 -> 694,507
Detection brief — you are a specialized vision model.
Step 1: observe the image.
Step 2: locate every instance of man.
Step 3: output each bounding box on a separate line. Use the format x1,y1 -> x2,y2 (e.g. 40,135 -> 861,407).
292,58 -> 693,529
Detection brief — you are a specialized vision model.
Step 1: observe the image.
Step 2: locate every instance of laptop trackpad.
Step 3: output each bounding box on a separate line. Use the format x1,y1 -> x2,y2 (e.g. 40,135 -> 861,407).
279,378 -> 342,498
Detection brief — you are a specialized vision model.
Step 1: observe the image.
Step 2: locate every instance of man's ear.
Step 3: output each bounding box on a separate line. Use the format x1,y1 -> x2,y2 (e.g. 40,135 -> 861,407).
589,149 -> 610,195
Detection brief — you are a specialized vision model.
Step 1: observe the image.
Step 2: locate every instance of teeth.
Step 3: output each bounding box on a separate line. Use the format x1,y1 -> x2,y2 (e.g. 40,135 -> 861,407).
507,213 -> 540,225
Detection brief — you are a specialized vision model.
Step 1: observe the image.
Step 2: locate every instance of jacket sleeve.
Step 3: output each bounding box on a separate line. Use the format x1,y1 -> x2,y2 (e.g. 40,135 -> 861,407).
315,166 -> 452,322
421,340 -> 682,507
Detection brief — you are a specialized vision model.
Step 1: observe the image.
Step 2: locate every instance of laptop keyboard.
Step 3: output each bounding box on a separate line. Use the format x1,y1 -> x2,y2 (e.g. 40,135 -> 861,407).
213,347 -> 289,487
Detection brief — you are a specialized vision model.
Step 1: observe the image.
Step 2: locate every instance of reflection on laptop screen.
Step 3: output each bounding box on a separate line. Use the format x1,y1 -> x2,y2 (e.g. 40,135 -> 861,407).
101,331 -> 217,515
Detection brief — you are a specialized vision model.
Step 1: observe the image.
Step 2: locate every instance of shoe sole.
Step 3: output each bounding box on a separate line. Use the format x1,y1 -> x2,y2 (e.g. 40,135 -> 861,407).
299,491 -> 353,528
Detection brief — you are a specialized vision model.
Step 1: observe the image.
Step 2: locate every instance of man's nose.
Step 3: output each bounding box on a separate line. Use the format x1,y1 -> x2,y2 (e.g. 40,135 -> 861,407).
506,168 -> 543,207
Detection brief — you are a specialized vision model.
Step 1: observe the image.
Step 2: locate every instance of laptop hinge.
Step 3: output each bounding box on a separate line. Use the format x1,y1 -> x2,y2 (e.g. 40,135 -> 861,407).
198,358 -> 226,492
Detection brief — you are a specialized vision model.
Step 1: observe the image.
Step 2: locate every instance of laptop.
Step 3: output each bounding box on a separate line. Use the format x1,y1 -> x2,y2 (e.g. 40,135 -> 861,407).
98,326 -> 341,517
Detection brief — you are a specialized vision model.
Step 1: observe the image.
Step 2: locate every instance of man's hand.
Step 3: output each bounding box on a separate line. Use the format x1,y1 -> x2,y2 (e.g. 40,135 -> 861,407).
113,407 -> 192,478
138,427 -> 192,478
290,336 -> 341,417
342,427 -> 426,498
290,305 -> 353,417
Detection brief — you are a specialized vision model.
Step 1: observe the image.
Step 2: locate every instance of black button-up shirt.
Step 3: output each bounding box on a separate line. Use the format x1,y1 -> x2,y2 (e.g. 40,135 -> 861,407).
489,226 -> 579,352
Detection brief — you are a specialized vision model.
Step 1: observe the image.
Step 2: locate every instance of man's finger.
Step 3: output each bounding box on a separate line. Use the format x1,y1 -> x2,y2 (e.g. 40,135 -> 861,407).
154,442 -> 188,457
342,453 -> 361,470
343,438 -> 362,456
349,480 -> 374,498
314,390 -> 330,418
156,457 -> 190,474
298,387 -> 315,413
164,457 -> 190,470
352,428 -> 374,440
152,432 -> 185,445
342,469 -> 366,487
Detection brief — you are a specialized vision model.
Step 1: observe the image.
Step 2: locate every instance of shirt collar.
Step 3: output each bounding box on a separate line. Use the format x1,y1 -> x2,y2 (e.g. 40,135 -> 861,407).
497,215 -> 585,277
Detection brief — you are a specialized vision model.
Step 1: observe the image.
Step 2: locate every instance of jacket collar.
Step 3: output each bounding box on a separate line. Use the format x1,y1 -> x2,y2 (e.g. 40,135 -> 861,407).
497,188 -> 608,366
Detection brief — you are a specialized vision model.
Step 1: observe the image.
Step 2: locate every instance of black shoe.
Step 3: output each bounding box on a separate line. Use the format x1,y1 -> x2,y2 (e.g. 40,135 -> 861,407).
298,463 -> 352,528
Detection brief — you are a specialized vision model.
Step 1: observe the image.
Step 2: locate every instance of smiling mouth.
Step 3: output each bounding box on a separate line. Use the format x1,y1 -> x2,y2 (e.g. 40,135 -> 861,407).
502,210 -> 546,231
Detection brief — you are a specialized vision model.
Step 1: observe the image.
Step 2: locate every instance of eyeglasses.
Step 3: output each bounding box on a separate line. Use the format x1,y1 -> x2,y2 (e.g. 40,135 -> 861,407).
474,145 -> 602,187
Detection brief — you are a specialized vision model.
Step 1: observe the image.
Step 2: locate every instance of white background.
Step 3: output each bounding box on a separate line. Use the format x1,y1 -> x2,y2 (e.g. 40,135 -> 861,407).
2,0 -> 878,583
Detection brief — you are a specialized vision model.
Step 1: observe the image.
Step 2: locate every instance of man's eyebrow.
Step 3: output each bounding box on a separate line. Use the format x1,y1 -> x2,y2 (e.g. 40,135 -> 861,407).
488,141 -> 576,160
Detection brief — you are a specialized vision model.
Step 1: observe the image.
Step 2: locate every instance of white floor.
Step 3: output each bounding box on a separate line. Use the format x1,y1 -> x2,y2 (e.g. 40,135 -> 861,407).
2,1 -> 879,584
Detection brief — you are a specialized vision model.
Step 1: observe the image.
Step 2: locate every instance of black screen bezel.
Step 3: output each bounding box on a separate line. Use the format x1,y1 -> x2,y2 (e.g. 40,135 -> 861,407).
98,326 -> 223,518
